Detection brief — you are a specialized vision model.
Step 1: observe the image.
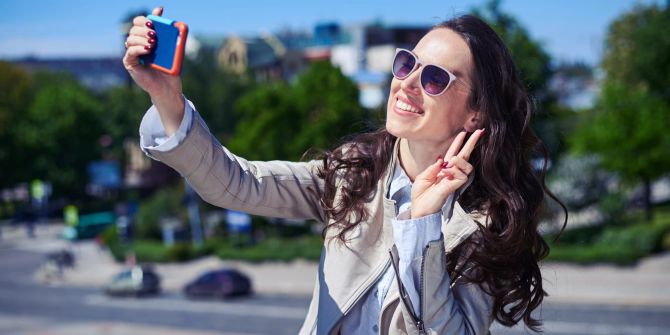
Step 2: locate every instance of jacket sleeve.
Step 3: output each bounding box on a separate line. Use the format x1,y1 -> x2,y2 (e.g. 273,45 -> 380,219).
140,101 -> 326,222
391,233 -> 494,335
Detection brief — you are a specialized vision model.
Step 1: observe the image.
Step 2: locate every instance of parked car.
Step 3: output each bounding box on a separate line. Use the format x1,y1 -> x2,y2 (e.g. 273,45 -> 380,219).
104,265 -> 161,297
183,269 -> 252,300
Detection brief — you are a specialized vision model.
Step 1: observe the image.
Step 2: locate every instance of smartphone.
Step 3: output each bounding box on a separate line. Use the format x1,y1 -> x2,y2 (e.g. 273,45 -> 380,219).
140,14 -> 188,76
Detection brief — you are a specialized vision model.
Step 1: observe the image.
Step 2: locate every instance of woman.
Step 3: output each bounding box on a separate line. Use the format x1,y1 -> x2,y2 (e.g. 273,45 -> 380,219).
124,7 -> 565,335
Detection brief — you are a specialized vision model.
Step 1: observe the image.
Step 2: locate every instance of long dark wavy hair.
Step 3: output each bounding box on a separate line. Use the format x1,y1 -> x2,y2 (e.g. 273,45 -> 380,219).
316,15 -> 567,331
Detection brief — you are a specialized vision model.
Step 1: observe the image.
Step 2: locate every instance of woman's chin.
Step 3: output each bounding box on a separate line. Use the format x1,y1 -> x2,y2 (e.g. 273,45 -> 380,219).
386,119 -> 415,139
385,120 -> 402,138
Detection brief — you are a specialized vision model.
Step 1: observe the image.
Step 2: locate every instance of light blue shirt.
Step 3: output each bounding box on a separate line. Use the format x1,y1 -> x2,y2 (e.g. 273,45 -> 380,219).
139,99 -> 447,334
340,163 -> 446,335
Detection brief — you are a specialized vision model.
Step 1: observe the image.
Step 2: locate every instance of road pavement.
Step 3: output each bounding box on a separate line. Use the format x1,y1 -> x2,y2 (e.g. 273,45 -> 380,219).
1,223 -> 669,334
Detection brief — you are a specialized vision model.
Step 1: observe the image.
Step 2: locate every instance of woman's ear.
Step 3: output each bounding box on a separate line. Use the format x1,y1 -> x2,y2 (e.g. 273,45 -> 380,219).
463,111 -> 483,132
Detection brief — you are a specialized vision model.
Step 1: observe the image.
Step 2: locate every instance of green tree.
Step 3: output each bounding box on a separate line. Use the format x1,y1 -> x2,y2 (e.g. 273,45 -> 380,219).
0,62 -> 33,186
473,0 -> 552,99
472,0 -> 571,158
182,50 -> 255,142
602,4 -> 670,95
100,86 -> 151,160
228,61 -> 365,161
570,3 -> 670,221
12,71 -> 104,198
228,83 -> 300,161
290,61 -> 365,154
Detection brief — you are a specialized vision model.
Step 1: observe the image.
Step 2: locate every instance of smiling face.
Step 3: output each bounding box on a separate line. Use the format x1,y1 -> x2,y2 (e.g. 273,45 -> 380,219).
386,28 -> 479,148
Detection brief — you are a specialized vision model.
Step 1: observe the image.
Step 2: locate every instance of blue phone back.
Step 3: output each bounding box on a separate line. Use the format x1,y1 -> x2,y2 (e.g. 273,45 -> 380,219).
140,15 -> 179,70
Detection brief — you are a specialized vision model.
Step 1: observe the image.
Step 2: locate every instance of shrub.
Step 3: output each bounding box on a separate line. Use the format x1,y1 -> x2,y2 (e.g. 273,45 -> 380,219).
135,184 -> 185,241
133,240 -> 171,262
548,206 -> 670,264
547,154 -> 613,211
547,243 -> 645,265
597,191 -> 627,224
662,232 -> 670,250
166,243 -> 193,262
596,225 -> 658,254
216,235 -> 322,262
100,225 -> 125,262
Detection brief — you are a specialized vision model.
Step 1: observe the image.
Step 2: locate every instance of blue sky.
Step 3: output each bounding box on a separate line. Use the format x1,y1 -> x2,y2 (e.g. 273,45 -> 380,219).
0,0 -> 662,65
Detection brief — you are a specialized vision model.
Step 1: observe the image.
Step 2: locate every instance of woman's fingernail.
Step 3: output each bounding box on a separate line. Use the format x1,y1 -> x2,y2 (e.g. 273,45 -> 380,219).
148,31 -> 156,37
146,21 -> 154,28
144,45 -> 151,50
148,38 -> 156,44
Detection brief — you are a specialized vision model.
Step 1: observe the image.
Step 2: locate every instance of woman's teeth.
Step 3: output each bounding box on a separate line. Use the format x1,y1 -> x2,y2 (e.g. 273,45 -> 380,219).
396,99 -> 423,114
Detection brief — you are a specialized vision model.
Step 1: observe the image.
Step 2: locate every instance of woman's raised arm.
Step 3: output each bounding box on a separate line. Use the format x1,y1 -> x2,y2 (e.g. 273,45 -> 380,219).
123,6 -> 184,136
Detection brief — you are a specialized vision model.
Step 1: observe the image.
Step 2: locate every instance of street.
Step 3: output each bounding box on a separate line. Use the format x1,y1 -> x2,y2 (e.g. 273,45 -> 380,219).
0,247 -> 306,334
1,228 -> 669,334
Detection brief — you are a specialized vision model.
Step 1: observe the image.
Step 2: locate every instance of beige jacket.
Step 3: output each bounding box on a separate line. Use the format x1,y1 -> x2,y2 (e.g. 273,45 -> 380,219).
146,111 -> 494,335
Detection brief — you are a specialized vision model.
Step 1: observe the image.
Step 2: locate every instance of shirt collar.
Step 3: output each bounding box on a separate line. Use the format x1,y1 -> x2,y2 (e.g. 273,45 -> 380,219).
389,161 -> 412,201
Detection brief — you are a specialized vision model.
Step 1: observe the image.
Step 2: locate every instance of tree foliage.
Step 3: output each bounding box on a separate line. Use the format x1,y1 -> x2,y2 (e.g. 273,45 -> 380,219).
601,4 -> 670,95
100,86 -> 151,160
182,50 -> 255,142
473,0 -> 552,99
570,3 -> 670,220
0,62 -> 33,183
9,70 -> 104,197
228,61 -> 365,161
472,0 -> 570,157
572,83 -> 670,182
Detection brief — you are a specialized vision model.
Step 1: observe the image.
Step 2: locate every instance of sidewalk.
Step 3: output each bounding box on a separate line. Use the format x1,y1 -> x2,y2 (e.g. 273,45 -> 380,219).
3,223 -> 670,307
543,254 -> 670,306
0,315 -> 252,335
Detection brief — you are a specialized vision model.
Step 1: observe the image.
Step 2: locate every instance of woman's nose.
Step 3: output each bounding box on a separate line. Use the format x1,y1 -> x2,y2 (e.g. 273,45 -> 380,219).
400,68 -> 422,96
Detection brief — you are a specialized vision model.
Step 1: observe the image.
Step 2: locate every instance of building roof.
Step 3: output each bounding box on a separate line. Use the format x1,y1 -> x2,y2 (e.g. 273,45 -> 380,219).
13,57 -> 129,91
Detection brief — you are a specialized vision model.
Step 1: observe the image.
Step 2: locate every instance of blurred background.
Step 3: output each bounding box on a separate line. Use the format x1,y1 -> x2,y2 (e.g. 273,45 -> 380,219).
1,0 -> 669,334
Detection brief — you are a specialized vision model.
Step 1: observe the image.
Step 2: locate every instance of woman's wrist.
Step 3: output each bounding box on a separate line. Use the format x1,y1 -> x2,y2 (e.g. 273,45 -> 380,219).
150,91 -> 185,136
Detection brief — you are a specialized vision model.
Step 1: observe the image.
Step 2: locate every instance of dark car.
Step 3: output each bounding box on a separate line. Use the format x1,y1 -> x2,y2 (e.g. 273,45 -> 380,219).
183,269 -> 253,300
104,265 -> 161,297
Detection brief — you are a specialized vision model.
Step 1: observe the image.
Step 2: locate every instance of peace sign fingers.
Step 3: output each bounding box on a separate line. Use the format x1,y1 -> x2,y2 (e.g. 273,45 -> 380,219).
442,128 -> 485,162
410,128 -> 486,218
438,128 -> 484,179
443,131 -> 467,161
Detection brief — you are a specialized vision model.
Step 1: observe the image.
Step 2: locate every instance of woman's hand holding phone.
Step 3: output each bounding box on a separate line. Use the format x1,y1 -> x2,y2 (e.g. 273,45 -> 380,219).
123,7 -> 184,136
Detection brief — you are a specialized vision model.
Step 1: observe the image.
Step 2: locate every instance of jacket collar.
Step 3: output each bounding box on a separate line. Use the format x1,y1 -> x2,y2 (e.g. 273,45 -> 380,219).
315,137 -> 484,334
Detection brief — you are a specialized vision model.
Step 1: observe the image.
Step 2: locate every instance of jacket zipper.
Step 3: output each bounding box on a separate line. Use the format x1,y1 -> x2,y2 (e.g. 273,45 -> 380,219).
418,245 -> 428,335
389,248 -> 427,335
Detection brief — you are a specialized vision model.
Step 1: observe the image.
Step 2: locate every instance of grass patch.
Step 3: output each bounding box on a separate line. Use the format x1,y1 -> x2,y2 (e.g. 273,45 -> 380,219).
547,205 -> 670,265
99,206 -> 670,265
216,236 -> 323,262
100,223 -> 323,263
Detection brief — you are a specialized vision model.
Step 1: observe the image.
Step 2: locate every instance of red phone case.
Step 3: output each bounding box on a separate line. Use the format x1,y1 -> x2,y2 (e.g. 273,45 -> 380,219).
142,15 -> 188,76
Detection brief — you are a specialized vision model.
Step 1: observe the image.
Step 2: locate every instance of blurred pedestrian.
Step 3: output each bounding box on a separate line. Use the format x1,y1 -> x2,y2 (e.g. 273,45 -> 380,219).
15,204 -> 36,238
124,7 -> 566,334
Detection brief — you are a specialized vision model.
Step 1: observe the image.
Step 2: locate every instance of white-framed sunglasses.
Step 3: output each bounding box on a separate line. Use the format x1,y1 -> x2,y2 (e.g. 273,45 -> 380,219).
391,48 -> 459,96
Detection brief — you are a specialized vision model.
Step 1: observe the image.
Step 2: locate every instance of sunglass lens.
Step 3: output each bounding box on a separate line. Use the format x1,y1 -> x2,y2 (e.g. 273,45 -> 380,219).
393,50 -> 416,78
421,65 -> 451,95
